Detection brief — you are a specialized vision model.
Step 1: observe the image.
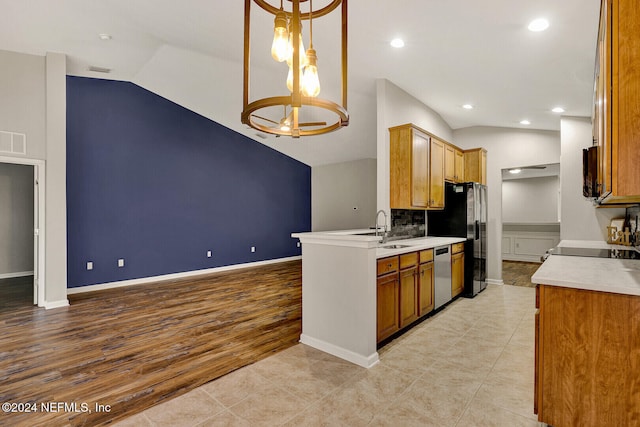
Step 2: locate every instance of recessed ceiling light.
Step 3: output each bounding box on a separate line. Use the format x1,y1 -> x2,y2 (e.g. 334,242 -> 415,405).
462,104 -> 474,110
520,120 -> 531,125
509,168 -> 522,174
390,38 -> 405,48
528,18 -> 549,32
552,107 -> 565,113
98,33 -> 112,40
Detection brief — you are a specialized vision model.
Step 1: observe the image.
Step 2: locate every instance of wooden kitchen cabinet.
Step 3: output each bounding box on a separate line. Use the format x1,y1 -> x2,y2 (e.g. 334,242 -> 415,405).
445,144 -> 465,183
418,250 -> 434,316
593,0 -> 640,204
535,284 -> 640,426
451,244 -> 464,298
377,256 -> 399,342
464,148 -> 487,185
389,124 -> 444,210
399,265 -> 419,328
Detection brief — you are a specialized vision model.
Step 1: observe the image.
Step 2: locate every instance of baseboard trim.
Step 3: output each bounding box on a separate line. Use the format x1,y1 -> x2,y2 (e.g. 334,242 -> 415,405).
486,278 -> 505,286
0,271 -> 34,279
44,299 -> 70,309
67,256 -> 302,295
299,334 -> 379,369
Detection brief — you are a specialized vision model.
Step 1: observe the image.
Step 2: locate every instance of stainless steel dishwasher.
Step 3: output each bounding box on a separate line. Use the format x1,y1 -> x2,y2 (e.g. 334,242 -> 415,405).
434,245 -> 452,309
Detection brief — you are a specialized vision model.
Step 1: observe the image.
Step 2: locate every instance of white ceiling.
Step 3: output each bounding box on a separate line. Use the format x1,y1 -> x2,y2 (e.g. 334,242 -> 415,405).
0,0 -> 600,166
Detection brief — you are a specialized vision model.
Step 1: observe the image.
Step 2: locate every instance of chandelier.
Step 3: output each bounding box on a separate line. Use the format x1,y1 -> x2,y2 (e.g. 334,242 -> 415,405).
241,0 -> 349,138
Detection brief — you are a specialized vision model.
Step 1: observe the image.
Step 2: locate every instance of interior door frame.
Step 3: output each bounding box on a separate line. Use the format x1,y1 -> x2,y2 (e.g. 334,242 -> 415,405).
0,155 -> 45,307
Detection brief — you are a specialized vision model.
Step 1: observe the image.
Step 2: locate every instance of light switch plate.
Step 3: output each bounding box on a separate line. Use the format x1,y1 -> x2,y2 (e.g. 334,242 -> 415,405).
118,258 -> 125,267
87,261 -> 93,270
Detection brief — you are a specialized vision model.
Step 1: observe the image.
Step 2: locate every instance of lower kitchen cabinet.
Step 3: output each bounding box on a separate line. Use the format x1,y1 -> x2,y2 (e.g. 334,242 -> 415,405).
377,250 -> 438,343
535,284 -> 640,426
451,244 -> 464,298
399,265 -> 419,328
418,260 -> 434,316
376,272 -> 399,342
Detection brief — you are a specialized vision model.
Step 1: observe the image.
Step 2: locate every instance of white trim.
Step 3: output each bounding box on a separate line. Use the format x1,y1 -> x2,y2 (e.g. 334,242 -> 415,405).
486,278 -> 505,286
44,299 -> 70,309
0,156 -> 45,307
299,334 -> 380,369
0,271 -> 34,279
67,256 -> 302,295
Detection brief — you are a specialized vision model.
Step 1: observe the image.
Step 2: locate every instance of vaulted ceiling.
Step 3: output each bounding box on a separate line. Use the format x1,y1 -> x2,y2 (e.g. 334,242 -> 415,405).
0,0 -> 600,166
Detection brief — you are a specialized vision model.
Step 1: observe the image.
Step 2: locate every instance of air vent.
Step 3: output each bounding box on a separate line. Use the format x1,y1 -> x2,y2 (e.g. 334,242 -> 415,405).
0,131 -> 27,155
88,66 -> 111,73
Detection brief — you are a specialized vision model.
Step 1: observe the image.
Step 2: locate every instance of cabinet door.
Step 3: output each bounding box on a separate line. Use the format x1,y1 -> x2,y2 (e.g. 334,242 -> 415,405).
399,266 -> 419,328
418,261 -> 434,316
451,252 -> 464,298
429,138 -> 445,208
444,144 -> 456,182
455,149 -> 465,182
377,273 -> 399,342
412,130 -> 430,208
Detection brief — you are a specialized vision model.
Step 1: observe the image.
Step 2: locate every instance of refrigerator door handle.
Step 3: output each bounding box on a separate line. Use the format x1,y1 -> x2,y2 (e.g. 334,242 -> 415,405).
475,220 -> 480,240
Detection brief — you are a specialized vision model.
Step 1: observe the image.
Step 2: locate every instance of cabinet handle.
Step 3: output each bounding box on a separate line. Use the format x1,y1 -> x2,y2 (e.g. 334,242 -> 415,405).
388,263 -> 393,268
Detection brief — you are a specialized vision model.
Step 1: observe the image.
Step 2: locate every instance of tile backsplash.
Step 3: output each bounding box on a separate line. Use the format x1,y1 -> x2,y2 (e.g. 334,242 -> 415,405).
389,209 -> 426,240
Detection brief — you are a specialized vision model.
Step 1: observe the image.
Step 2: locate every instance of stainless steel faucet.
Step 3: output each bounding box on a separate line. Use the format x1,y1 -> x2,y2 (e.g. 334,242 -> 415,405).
375,209 -> 388,244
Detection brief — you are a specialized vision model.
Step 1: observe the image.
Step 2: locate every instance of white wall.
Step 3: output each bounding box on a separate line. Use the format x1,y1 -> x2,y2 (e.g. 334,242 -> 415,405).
376,79 -> 453,218
453,126 -> 561,282
560,116 -> 624,240
0,163 -> 33,276
0,50 -> 46,159
0,49 -> 68,307
502,176 -> 559,223
312,159 -> 377,231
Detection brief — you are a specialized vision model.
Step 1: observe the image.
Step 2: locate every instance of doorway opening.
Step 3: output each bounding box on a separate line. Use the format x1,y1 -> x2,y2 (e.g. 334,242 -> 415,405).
0,156 -> 45,308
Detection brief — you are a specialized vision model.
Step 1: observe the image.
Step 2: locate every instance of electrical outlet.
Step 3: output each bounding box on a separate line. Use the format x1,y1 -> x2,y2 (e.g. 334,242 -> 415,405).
86,261 -> 93,270
251,246 -> 256,253
297,242 -> 301,248
118,258 -> 125,267
207,250 -> 212,258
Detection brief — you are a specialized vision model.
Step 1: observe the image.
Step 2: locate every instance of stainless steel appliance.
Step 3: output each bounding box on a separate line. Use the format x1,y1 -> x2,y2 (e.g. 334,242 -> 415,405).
427,182 -> 488,297
434,245 -> 452,309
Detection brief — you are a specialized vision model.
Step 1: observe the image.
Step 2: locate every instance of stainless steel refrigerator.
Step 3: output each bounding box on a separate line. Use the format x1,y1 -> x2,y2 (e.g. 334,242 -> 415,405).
427,182 -> 487,297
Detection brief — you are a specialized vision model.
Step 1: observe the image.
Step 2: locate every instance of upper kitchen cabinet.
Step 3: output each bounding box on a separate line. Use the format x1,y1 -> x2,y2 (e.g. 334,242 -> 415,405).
390,124 -> 444,209
593,0 -> 640,204
445,143 -> 465,183
464,148 -> 487,185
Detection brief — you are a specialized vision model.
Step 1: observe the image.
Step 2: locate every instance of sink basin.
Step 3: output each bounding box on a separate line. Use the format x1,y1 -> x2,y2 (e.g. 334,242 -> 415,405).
381,244 -> 410,249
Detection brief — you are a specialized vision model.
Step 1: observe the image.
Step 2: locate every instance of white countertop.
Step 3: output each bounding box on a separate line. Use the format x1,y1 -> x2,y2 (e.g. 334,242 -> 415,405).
291,229 -> 466,258
375,236 -> 466,258
532,240 -> 640,296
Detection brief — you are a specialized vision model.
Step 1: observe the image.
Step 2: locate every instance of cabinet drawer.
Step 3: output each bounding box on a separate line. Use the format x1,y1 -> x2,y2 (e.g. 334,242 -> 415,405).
452,242 -> 464,254
419,249 -> 433,263
377,256 -> 399,276
399,252 -> 418,270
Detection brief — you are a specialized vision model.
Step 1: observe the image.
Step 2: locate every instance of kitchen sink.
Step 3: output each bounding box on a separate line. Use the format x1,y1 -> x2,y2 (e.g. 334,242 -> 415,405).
381,244 -> 410,249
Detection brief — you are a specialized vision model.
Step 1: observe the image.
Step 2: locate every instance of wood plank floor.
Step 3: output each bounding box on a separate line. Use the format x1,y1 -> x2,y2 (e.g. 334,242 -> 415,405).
0,260 -> 302,426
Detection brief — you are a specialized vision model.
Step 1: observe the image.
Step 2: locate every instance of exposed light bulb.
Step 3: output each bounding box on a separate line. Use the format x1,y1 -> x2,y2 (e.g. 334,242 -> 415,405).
509,168 -> 522,174
552,107 -> 565,113
271,11 -> 289,62
286,31 -> 307,68
286,66 -> 295,92
520,120 -> 531,125
462,104 -> 474,110
302,48 -> 320,97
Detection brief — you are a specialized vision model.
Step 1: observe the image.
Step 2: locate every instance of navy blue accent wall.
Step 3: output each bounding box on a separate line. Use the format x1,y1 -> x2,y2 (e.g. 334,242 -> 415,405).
66,76 -> 310,288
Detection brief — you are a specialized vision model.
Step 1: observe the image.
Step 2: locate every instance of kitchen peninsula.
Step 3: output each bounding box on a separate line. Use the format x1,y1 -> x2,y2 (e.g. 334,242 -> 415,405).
291,229 -> 465,368
532,241 -> 640,426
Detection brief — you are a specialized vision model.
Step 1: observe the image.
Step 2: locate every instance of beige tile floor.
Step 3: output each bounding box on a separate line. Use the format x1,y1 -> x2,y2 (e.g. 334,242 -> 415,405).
114,284 -> 541,427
